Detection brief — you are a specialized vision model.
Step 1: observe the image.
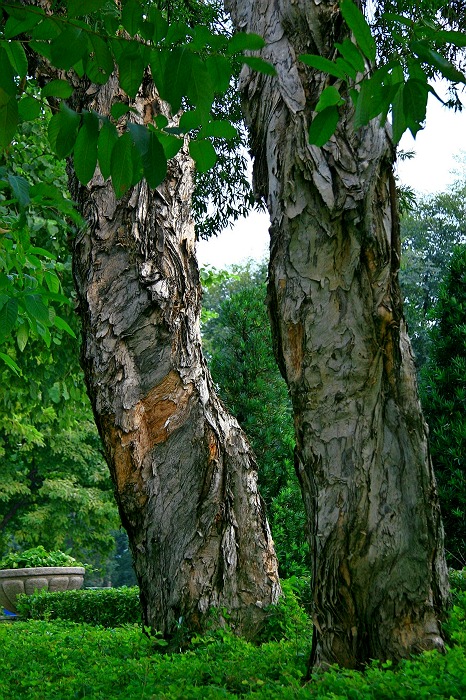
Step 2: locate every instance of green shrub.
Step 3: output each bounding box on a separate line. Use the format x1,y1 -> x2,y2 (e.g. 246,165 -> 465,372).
16,586 -> 141,627
0,545 -> 85,570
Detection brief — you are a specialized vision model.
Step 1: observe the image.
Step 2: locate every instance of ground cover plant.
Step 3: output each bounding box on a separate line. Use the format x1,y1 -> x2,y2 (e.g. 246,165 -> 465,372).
0,575 -> 465,699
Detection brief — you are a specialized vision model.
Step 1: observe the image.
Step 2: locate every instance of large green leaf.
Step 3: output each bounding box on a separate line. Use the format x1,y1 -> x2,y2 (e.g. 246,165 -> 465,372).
189,139 -> 217,173
4,7 -> 44,39
3,41 -> 28,79
199,121 -> 238,140
340,0 -> 376,62
8,174 -> 30,208
403,78 -> 429,137
410,40 -> 466,84
18,96 -> 42,122
0,47 -> 17,102
74,111 -> 99,185
85,34 -> 114,85
41,79 -> 74,99
0,297 -> 18,342
308,105 -> 340,146
186,55 -> 215,113
50,26 -> 88,70
110,132 -> 134,198
315,86 -> 344,113
242,56 -> 276,76
0,99 -> 19,150
0,351 -> 21,375
121,0 -> 143,37
299,54 -> 348,80
162,46 -> 192,113
335,39 -> 365,73
23,294 -> 51,327
227,32 -> 266,54
127,123 -> 167,189
117,42 -> 145,99
206,55 -> 232,95
48,104 -> 81,159
97,119 -> 118,181
67,0 -> 109,18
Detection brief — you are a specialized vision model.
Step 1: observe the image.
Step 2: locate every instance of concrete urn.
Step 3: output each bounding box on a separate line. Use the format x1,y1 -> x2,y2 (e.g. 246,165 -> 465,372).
0,567 -> 85,614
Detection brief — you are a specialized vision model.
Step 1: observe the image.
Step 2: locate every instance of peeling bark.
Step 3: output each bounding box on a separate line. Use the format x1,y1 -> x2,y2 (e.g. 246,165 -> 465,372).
65,76 -> 280,639
226,0 -> 449,667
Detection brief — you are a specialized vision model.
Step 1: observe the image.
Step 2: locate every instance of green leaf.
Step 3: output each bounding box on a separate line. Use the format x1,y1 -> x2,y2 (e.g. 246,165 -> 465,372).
0,351 -> 21,375
299,54 -> 348,80
432,30 -> 466,49
23,294 -> 51,327
117,42 -> 145,99
0,99 -> 19,151
0,47 -> 17,102
340,0 -> 376,62
0,297 -> 18,341
410,40 -> 466,84
18,96 -> 42,122
122,0 -> 143,37
4,8 -> 44,39
74,112 -> 99,185
391,83 -> 408,145
41,79 -> 74,99
199,121 -> 238,140
155,132 -> 183,161
353,68 -> 398,129
54,316 -> 76,338
179,109 -> 205,132
162,46 -> 192,113
308,105 -> 340,146
189,139 -> 217,173
48,104 -> 81,159
50,27 -> 88,70
403,79 -> 428,137
186,55 -> 215,112
16,323 -> 29,352
97,119 -> 118,181
206,55 -> 232,95
3,41 -> 28,79
110,103 -> 132,120
242,56 -> 276,76
110,132 -> 134,198
67,0 -> 109,18
8,174 -> 30,208
315,86 -> 344,113
335,39 -> 365,73
85,34 -> 114,85
227,33 -> 266,54
147,6 -> 168,44
127,123 -> 167,189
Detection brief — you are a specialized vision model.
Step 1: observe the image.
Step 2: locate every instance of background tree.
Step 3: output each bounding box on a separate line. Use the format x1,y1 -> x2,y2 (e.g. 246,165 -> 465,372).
0,116 -> 119,566
400,174 -> 466,368
202,263 -> 310,578
420,245 -> 466,568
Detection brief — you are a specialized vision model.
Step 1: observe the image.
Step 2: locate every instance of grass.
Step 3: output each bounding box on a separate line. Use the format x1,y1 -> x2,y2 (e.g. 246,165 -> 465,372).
0,582 -> 464,699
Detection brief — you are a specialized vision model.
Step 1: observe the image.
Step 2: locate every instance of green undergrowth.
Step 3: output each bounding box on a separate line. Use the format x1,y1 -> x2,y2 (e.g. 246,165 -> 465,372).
0,577 -> 465,699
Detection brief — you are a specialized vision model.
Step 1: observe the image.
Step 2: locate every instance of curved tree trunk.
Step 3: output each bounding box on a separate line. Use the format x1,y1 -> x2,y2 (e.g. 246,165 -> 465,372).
67,77 -> 279,640
226,0 -> 449,667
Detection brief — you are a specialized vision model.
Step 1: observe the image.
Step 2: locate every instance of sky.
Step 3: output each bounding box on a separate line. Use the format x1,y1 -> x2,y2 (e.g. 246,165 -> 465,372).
197,90 -> 466,270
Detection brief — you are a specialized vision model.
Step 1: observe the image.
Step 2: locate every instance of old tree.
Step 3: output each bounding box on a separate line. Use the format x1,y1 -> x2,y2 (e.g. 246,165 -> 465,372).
2,0 -> 464,667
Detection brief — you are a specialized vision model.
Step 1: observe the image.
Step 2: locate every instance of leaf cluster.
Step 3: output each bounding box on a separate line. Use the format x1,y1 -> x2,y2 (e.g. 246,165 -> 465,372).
302,0 -> 466,146
0,0 -> 275,198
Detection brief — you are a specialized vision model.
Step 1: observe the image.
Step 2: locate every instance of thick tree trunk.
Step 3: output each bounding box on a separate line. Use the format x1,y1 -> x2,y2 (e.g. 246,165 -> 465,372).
226,0 -> 449,667
67,77 -> 279,640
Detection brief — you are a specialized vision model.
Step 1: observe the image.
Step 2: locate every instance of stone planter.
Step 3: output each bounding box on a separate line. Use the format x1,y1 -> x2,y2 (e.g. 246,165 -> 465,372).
0,567 -> 85,614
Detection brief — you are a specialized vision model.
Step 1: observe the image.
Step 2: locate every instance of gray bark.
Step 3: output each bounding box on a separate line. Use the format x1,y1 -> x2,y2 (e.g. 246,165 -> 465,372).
67,77 -> 280,640
225,0 -> 449,667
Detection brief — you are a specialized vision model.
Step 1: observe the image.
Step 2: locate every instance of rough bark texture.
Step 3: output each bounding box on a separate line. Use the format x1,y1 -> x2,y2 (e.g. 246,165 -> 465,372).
225,0 -> 450,667
66,76 -> 280,640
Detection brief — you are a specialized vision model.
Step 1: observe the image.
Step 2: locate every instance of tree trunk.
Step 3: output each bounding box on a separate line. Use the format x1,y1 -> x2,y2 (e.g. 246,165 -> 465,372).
68,77 -> 279,640
225,0 -> 449,667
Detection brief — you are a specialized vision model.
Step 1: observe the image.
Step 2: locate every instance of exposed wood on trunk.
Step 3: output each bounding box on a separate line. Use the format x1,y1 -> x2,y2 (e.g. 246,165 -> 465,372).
226,0 -> 449,668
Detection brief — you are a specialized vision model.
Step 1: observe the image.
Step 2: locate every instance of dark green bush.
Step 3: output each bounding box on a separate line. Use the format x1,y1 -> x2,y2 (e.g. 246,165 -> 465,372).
16,586 -> 141,627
